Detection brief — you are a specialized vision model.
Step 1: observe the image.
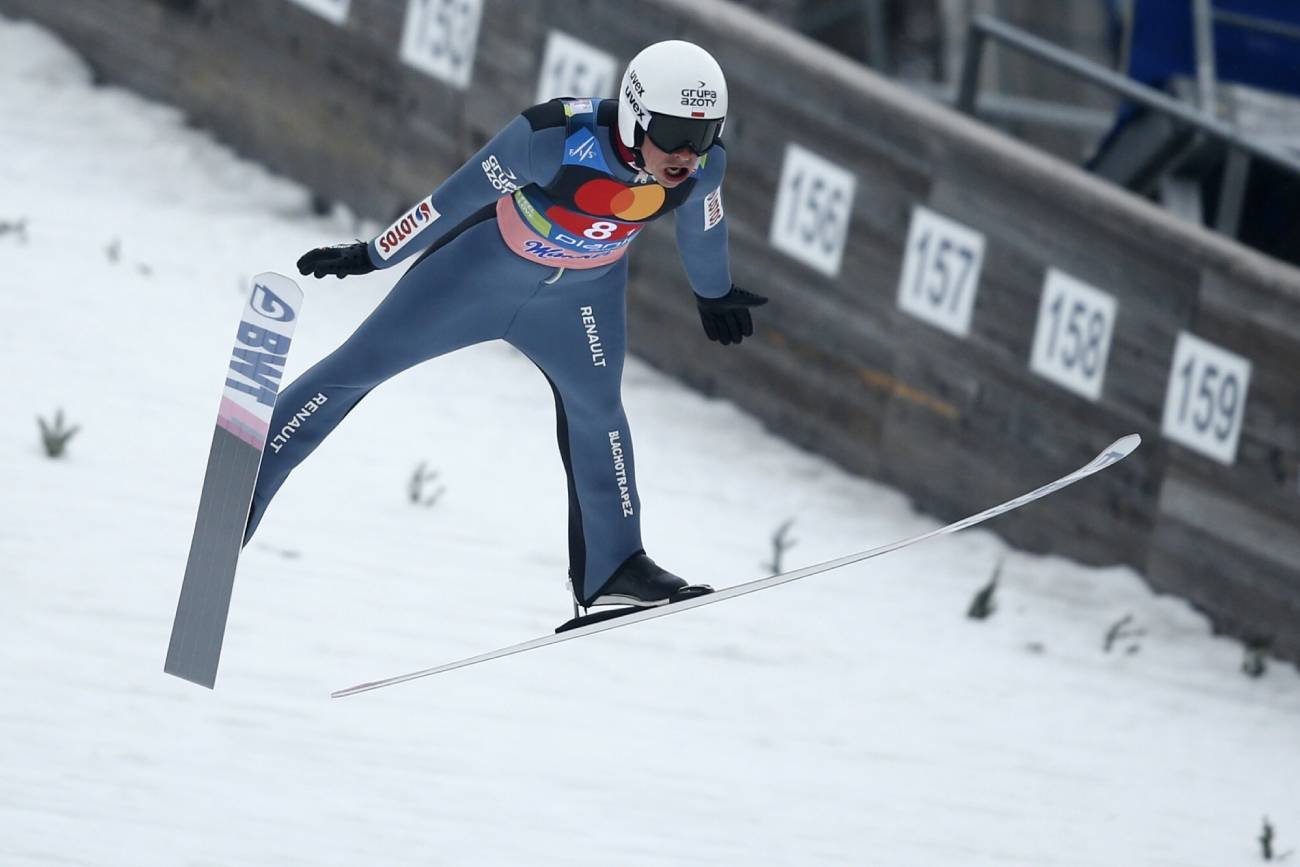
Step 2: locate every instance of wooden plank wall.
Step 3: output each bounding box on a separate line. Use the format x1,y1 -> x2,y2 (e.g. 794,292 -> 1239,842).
6,0 -> 1298,662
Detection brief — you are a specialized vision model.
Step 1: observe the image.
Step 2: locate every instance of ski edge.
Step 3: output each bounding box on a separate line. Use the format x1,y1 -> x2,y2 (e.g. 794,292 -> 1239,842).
331,433 -> 1140,698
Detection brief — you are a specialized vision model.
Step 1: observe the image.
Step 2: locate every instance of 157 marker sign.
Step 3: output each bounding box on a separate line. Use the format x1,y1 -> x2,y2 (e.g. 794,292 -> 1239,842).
896,206 -> 985,337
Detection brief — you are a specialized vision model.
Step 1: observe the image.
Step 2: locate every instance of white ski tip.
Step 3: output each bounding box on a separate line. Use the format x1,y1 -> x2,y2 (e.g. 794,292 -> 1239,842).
1110,434 -> 1141,458
253,269 -> 296,283
1083,434 -> 1139,475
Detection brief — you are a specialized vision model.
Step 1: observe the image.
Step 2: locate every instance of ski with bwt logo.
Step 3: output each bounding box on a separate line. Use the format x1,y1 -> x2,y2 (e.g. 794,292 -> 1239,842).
164,272 -> 304,689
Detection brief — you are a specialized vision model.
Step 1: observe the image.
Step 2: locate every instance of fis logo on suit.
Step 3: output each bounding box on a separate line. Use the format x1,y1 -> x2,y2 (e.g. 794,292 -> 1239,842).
249,282 -> 296,323
567,133 -> 599,163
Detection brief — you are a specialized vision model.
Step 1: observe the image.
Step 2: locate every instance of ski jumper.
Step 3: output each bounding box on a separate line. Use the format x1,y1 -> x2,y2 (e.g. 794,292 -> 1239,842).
243,98 -> 733,604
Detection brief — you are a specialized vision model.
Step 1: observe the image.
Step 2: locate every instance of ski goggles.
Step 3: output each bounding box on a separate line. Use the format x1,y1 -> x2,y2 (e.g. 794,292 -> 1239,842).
644,112 -> 724,155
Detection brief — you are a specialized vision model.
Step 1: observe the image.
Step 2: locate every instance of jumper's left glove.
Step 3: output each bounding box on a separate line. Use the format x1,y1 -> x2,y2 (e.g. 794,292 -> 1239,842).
695,285 -> 768,346
296,241 -> 376,279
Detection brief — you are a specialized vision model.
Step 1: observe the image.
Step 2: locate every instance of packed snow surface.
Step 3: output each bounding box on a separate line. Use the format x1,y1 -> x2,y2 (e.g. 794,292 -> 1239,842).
2,16 -> 1298,867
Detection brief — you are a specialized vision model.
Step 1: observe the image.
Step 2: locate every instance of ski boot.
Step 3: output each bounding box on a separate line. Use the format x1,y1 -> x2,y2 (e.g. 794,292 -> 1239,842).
557,553 -> 713,633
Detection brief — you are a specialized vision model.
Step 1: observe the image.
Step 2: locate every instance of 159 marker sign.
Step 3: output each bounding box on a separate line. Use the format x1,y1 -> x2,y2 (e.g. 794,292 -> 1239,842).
1161,332 -> 1251,465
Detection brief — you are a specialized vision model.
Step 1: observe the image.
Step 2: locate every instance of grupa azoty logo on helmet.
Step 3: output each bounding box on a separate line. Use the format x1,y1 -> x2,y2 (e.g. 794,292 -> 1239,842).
680,81 -> 720,110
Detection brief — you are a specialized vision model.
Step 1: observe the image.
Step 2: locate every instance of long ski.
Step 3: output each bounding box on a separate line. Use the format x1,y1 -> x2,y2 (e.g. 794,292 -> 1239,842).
333,434 -> 1140,698
165,272 -> 304,688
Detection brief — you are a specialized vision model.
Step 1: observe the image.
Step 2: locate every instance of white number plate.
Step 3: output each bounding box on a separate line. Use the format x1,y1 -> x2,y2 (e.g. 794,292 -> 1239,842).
896,206 -> 985,337
399,0 -> 483,89
1160,332 -> 1251,465
769,143 -> 856,278
536,31 -> 617,104
1029,269 -> 1118,401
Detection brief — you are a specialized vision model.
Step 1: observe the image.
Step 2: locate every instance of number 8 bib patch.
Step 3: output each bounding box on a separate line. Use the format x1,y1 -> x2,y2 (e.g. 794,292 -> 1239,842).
494,97 -> 699,269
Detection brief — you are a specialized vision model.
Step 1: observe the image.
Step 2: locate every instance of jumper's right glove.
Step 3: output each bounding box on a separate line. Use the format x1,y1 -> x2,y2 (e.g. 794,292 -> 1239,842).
296,241 -> 376,279
695,285 -> 768,346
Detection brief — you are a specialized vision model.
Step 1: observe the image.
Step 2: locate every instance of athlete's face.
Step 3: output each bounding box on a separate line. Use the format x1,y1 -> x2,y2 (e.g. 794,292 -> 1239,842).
639,136 -> 702,188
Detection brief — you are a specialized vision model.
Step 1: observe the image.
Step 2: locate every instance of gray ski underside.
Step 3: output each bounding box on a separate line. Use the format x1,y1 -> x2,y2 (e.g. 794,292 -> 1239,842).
164,426 -> 261,688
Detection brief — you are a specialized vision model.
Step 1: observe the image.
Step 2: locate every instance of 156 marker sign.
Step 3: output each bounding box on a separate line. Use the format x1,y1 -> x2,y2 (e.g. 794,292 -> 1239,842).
769,143 -> 856,278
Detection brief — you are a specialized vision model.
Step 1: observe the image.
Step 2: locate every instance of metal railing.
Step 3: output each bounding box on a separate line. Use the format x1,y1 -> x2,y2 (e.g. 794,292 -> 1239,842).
1213,8 -> 1300,45
956,13 -> 1300,238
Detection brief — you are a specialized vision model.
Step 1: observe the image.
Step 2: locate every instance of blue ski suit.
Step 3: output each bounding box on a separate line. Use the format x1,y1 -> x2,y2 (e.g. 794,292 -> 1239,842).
243,98 -> 735,604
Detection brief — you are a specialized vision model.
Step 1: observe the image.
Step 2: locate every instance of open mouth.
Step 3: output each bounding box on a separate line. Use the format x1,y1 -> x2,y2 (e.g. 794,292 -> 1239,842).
662,165 -> 689,181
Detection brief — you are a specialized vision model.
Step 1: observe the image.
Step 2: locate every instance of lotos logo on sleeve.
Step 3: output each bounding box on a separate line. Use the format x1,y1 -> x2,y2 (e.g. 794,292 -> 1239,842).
375,195 -> 440,261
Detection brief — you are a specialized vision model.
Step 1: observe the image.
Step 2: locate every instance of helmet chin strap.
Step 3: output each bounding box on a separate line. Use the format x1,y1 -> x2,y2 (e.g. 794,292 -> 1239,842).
614,130 -> 647,171
615,127 -> 698,181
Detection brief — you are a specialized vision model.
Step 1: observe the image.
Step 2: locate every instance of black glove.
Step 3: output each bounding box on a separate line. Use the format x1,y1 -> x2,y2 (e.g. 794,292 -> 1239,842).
296,242 -> 376,279
695,285 -> 768,346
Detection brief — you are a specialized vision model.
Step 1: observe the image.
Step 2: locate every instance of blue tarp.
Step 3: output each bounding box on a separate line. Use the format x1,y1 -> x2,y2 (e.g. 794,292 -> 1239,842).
1128,0 -> 1300,96
1089,1 -> 1300,265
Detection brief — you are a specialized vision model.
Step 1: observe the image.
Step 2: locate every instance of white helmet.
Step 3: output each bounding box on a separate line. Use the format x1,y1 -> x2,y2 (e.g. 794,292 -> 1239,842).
617,40 -> 728,155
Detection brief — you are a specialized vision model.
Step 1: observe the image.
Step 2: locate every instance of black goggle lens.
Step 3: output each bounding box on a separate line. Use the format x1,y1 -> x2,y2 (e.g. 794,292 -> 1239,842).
644,113 -> 723,155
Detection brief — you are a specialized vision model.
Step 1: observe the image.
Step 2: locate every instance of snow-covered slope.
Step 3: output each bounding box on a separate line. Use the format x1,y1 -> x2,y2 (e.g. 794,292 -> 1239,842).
1,16 -> 1297,867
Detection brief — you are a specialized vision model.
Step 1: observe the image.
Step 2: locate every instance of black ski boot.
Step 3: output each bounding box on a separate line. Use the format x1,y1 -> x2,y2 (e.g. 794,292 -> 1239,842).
584,552 -> 713,608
